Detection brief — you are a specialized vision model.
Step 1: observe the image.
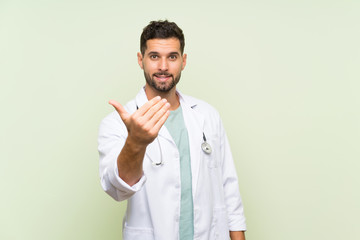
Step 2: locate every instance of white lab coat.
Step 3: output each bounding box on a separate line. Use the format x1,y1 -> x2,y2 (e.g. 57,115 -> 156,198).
98,88 -> 246,240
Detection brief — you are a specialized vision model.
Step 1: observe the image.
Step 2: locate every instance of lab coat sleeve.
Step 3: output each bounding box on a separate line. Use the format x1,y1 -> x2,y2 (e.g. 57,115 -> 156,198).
219,118 -> 247,231
98,112 -> 147,202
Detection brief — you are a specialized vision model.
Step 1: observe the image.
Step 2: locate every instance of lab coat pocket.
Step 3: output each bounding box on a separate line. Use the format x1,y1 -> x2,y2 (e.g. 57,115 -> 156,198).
205,152 -> 218,168
212,206 -> 230,240
123,223 -> 154,240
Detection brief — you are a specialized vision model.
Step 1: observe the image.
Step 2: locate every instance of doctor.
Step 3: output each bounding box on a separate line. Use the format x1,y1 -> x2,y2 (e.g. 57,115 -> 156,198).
98,20 -> 246,240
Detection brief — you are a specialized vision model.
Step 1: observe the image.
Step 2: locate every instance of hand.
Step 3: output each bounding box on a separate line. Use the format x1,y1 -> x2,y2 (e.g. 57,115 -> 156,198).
230,231 -> 245,240
109,96 -> 170,146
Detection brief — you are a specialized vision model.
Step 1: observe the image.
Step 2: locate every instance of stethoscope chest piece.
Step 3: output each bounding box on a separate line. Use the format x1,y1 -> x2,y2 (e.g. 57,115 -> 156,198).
201,141 -> 212,154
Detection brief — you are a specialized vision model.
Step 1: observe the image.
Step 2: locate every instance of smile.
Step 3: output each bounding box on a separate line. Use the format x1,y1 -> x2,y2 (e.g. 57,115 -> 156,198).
154,74 -> 172,82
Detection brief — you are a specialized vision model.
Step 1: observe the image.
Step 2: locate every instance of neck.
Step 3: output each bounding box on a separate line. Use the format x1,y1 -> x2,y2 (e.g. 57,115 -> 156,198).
144,84 -> 180,111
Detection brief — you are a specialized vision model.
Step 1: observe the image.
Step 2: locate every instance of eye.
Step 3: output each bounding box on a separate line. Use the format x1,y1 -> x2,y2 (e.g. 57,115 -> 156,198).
169,55 -> 177,60
150,55 -> 158,59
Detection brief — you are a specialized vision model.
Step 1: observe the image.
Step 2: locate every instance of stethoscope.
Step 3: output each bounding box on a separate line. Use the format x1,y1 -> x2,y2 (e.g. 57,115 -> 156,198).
201,133 -> 212,154
136,104 -> 212,166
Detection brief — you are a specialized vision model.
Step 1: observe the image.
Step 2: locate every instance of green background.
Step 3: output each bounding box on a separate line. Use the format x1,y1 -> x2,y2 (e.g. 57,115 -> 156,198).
1,0 -> 359,239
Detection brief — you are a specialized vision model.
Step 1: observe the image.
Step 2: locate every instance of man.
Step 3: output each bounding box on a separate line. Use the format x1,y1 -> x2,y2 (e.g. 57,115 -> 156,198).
98,20 -> 246,240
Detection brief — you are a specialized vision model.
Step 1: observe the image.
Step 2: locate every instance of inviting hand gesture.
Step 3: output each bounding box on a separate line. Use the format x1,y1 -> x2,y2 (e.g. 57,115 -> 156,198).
109,96 -> 170,146
108,96 -> 170,186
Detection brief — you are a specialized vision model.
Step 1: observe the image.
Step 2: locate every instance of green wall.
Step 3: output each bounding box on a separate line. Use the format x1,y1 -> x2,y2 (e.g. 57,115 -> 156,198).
1,0 -> 359,239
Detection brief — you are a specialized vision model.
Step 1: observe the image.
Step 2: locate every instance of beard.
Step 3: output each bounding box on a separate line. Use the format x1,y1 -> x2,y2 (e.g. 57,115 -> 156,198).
144,70 -> 181,92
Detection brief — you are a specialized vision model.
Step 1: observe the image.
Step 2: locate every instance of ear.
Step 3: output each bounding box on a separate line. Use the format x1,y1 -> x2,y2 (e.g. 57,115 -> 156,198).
137,52 -> 143,69
181,53 -> 187,70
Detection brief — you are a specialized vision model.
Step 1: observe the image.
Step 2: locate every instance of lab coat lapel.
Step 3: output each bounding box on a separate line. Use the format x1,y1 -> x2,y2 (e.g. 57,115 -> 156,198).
179,92 -> 204,198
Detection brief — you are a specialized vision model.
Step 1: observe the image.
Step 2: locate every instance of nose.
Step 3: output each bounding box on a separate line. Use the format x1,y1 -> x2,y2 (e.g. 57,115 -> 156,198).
159,58 -> 168,71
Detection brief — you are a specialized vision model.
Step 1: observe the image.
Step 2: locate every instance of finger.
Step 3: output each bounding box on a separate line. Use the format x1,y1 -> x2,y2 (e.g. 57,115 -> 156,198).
134,96 -> 161,117
142,98 -> 168,121
145,102 -> 170,129
152,109 -> 170,133
109,100 -> 129,122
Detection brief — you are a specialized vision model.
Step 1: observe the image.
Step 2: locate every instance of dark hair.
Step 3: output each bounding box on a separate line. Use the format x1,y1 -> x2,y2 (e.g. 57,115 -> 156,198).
140,20 -> 185,55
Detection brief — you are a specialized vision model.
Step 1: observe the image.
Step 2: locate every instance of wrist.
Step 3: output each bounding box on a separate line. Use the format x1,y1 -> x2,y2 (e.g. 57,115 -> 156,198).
125,135 -> 148,152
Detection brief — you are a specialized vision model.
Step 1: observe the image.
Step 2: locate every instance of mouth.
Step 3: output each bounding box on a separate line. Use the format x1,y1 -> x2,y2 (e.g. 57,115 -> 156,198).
153,74 -> 172,82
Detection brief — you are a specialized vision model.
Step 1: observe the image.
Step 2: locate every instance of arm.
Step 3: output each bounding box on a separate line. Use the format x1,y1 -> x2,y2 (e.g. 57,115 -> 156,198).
230,231 -> 246,240
219,118 -> 247,231
109,96 -> 170,186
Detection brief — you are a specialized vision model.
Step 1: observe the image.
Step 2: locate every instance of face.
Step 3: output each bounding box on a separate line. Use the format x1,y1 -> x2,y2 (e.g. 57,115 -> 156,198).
137,38 -> 187,93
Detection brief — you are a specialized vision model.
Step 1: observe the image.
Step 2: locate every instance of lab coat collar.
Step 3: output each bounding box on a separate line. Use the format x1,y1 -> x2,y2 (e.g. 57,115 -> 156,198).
134,87 -> 149,109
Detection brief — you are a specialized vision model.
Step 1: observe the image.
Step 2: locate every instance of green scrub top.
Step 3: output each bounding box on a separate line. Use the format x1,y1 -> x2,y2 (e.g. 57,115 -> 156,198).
164,105 -> 194,240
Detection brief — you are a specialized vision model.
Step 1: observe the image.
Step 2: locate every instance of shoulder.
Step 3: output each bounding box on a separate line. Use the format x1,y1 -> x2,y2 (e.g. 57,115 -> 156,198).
100,98 -> 137,124
99,111 -> 124,136
99,98 -> 137,135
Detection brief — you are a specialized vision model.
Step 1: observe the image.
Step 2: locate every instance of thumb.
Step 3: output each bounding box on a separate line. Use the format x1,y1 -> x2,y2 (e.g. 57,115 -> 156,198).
109,100 -> 129,122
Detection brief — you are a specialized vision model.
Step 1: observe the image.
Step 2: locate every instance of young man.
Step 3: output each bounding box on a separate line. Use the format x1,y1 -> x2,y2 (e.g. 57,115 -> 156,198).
98,20 -> 246,240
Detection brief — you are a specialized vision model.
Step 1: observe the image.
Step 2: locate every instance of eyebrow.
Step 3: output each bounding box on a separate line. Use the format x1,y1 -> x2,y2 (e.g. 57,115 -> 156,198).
148,51 -> 180,56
